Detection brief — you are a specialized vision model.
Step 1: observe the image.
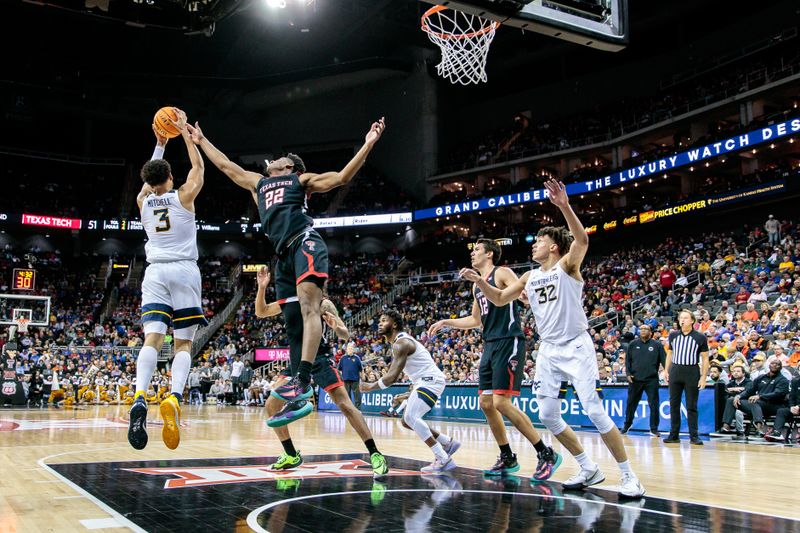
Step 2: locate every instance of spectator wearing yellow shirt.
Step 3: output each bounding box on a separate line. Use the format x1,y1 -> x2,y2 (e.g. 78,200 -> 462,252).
778,256 -> 795,273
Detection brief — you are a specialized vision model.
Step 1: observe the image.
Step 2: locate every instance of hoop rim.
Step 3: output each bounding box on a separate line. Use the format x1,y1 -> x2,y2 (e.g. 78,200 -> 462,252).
421,4 -> 500,40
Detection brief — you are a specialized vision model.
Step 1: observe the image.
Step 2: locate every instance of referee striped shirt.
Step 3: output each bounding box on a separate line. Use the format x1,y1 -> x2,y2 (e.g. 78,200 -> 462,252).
667,329 -> 708,366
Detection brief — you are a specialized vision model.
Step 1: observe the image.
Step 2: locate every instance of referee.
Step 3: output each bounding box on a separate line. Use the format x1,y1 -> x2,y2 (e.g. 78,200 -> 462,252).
664,309 -> 709,445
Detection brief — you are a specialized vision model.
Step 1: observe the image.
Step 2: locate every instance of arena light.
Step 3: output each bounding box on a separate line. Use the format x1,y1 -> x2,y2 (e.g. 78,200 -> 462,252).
264,0 -> 287,8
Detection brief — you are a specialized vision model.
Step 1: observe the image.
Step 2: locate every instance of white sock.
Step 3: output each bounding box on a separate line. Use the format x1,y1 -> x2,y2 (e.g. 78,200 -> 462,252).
135,346 -> 158,395
396,399 -> 407,415
430,442 -> 448,461
387,407 -> 395,414
436,433 -> 451,446
617,460 -> 633,475
574,452 -> 598,472
170,352 -> 191,396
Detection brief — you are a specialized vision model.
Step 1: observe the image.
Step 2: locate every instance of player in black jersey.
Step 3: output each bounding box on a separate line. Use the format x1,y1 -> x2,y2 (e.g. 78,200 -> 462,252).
254,267 -> 389,479
187,118 -> 385,419
428,238 -> 561,481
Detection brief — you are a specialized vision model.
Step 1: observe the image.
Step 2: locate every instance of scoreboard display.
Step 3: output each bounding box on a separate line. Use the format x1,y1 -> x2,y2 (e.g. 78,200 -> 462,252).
12,269 -> 35,291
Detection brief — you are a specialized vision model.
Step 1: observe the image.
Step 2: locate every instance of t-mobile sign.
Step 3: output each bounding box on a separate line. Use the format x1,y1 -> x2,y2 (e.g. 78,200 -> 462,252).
254,348 -> 290,362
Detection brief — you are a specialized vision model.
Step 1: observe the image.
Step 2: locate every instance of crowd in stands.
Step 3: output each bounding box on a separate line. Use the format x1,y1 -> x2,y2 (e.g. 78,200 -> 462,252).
439,45 -> 800,173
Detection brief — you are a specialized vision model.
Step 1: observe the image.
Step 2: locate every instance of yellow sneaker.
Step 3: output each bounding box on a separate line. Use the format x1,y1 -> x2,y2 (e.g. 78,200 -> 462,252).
159,394 -> 181,450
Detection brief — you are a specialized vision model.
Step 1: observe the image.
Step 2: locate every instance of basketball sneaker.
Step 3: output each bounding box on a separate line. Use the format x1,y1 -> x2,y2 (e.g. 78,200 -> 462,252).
271,377 -> 313,402
159,394 -> 181,450
562,467 -> 605,490
127,396 -> 148,450
443,438 -> 461,456
267,400 -> 313,428
420,455 -> 456,474
483,453 -> 520,476
619,472 -> 646,498
532,446 -> 562,482
371,452 -> 389,480
269,451 -> 303,470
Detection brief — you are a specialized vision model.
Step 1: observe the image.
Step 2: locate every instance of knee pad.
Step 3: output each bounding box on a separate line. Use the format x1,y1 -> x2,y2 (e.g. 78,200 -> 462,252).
584,395 -> 615,434
403,397 -> 433,442
537,396 -> 568,435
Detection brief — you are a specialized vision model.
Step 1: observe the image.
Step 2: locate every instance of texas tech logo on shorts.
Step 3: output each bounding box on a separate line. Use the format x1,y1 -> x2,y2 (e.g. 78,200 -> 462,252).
304,239 -> 316,251
509,359 -> 518,372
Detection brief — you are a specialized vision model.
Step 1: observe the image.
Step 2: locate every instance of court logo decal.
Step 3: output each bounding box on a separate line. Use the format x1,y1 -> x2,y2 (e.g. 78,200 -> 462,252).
124,459 -> 423,489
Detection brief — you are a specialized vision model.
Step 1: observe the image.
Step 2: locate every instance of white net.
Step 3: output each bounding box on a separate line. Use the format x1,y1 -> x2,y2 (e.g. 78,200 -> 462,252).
421,6 -> 500,85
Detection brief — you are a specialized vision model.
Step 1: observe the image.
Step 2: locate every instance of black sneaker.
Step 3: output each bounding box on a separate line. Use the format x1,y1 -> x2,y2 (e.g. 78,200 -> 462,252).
483,453 -> 520,476
128,399 -> 148,450
662,436 -> 680,444
650,430 -> 661,437
690,437 -> 704,446
620,425 -> 631,435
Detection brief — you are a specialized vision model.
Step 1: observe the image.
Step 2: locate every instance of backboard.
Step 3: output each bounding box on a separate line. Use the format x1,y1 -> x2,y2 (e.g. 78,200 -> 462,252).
423,0 -> 628,51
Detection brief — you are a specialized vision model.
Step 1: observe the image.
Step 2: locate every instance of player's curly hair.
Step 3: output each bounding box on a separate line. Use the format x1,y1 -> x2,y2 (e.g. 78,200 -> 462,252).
382,309 -> 404,330
286,153 -> 306,174
141,159 -> 172,187
537,226 -> 574,256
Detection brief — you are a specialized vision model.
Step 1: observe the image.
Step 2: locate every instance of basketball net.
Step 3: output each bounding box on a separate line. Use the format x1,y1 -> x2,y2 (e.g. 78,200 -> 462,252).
421,5 -> 500,85
14,317 -> 29,335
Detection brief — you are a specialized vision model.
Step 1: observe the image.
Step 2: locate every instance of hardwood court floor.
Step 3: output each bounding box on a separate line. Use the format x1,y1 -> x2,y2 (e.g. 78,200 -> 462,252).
0,404 -> 797,532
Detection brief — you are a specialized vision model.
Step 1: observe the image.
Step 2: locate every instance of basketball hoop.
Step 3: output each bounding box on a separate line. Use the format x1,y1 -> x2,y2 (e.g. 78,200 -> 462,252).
14,317 -> 29,334
421,5 -> 500,85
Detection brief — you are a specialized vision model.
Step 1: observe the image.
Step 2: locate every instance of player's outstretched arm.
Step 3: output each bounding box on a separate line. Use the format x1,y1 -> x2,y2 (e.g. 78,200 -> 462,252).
427,300 -> 481,337
173,109 -> 205,209
254,267 -> 281,318
301,117 -> 385,194
360,338 -> 411,392
186,122 -> 261,192
545,179 -> 588,276
461,269 -> 529,307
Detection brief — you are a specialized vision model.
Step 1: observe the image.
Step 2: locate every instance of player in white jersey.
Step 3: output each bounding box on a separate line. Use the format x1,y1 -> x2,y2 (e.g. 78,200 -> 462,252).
128,108 -> 206,452
361,310 -> 461,473
461,179 -> 645,498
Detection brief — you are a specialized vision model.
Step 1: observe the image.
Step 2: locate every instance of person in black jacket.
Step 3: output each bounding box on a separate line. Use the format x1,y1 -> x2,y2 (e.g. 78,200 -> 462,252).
718,359 -> 789,436
621,325 -> 666,436
765,373 -> 800,442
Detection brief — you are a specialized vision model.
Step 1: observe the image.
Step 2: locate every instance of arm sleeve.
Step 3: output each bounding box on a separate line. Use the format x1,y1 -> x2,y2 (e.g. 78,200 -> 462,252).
151,145 -> 165,161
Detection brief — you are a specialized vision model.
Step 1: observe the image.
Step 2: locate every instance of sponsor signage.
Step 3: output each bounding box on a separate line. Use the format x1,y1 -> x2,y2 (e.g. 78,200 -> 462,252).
319,384 -> 716,434
415,117 -> 800,220
603,220 -> 617,231
467,237 -> 513,250
242,264 -> 268,273
585,225 -> 598,235
623,216 -> 637,226
254,348 -> 290,362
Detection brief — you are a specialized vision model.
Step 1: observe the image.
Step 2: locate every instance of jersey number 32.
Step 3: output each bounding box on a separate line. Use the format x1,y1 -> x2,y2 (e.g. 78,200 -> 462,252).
534,284 -> 557,304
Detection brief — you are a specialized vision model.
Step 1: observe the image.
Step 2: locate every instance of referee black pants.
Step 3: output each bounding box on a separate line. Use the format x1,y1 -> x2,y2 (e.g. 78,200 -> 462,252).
668,365 -> 700,439
624,379 -> 660,431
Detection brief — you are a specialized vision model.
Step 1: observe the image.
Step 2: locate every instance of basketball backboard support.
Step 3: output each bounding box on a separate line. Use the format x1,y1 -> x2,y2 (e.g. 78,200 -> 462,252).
0,294 -> 50,327
422,0 -> 628,51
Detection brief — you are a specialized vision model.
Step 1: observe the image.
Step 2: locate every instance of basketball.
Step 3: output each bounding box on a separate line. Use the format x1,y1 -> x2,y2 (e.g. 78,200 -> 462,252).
153,107 -> 181,139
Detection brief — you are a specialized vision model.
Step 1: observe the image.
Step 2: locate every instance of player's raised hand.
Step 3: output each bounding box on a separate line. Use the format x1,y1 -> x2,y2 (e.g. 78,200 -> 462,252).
459,268 -> 481,283
152,124 -> 168,147
365,117 -> 386,145
544,179 -> 569,208
256,266 -> 270,289
169,107 -> 188,132
427,320 -> 446,337
186,121 -> 205,144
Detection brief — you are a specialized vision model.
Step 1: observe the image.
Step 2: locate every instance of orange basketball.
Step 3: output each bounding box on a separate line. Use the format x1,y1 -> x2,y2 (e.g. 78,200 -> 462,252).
153,107 -> 181,139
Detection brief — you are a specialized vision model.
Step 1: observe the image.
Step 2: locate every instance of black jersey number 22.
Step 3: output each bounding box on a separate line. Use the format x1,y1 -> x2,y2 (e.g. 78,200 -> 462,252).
534,284 -> 557,304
